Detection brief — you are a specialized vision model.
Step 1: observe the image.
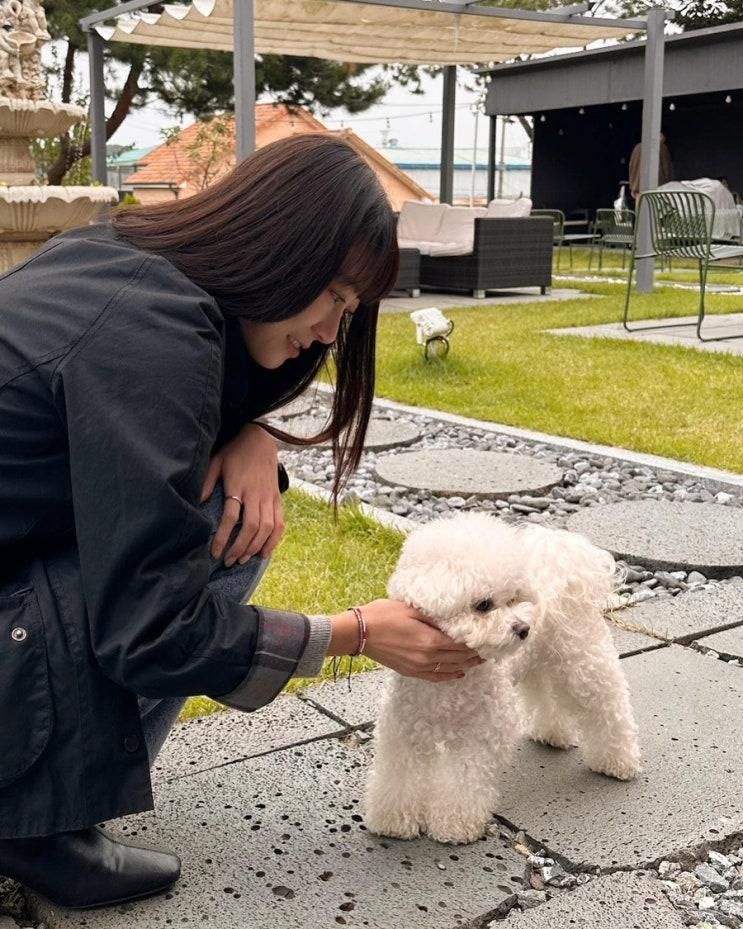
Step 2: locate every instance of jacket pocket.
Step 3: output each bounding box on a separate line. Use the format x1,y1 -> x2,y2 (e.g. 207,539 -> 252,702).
0,588 -> 52,788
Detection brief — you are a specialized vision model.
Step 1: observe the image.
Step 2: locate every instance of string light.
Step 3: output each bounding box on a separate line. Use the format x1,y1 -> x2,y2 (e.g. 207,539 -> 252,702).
539,114 -> 546,122
669,102 -> 676,111
578,107 -> 584,115
725,95 -> 732,104
621,103 -> 628,111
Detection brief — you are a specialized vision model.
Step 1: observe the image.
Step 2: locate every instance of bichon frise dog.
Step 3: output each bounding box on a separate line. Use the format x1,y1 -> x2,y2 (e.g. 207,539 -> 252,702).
365,512 -> 641,846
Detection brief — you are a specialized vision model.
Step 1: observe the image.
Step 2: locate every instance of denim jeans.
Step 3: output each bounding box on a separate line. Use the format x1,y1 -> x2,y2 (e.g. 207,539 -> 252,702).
138,485 -> 269,764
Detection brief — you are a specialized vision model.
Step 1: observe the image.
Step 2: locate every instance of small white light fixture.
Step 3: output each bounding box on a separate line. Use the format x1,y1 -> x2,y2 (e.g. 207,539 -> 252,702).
558,128 -> 564,135
725,94 -> 733,104
608,122 -> 614,129
540,114 -> 546,122
669,102 -> 676,111
621,103 -> 628,111
578,107 -> 585,115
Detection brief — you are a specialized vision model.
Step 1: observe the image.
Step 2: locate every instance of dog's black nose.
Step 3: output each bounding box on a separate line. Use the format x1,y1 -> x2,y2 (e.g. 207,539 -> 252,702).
512,621 -> 530,640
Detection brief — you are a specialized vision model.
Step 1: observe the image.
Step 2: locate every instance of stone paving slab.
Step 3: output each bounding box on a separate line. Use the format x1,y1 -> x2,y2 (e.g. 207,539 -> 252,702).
567,501 -> 743,576
280,416 -> 422,451
39,738 -> 527,929
498,646 -> 743,868
151,695 -> 345,784
620,584 -> 743,643
374,449 -> 564,499
301,669 -> 388,728
695,623 -> 743,659
381,288 -> 589,315
504,872 -> 686,928
606,620 -> 667,657
545,313 -> 743,356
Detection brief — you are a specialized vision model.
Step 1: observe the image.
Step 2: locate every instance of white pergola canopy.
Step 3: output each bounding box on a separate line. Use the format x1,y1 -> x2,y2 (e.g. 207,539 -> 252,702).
92,0 -> 639,66
81,0 -> 666,289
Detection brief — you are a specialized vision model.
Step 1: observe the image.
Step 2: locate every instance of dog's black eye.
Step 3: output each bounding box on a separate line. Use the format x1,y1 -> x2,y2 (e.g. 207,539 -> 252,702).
474,598 -> 494,613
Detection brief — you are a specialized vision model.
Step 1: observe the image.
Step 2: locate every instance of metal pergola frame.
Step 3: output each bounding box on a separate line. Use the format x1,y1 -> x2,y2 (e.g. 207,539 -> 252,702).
79,0 -> 666,290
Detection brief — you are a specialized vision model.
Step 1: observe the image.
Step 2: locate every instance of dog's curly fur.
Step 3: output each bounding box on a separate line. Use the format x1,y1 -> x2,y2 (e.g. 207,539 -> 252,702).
365,512 -> 641,845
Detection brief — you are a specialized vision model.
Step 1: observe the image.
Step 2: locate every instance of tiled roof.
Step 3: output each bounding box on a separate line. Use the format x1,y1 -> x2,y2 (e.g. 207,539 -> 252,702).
126,104 -> 325,186
125,104 -> 428,200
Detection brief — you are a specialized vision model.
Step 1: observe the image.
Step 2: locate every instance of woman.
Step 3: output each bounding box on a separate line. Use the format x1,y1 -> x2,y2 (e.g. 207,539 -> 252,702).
0,134 -> 480,909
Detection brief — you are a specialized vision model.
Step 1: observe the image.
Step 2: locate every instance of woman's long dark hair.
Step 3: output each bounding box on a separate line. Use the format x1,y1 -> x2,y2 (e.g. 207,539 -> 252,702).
111,133 -> 399,498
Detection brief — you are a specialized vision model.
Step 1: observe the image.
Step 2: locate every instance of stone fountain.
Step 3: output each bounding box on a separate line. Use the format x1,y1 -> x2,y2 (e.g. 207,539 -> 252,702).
0,0 -> 118,272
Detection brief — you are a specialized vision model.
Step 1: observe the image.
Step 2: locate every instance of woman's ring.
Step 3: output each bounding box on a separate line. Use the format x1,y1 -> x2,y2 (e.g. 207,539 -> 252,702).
226,495 -> 243,506
433,662 -> 441,673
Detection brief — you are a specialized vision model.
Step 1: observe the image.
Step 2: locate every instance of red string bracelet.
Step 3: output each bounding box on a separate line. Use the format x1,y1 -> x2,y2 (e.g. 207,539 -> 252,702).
349,606 -> 367,656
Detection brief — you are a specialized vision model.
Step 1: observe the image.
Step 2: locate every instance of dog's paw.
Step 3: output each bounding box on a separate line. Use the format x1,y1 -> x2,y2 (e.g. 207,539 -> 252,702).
426,818 -> 488,845
365,811 -> 421,841
528,728 -> 578,751
586,751 -> 642,781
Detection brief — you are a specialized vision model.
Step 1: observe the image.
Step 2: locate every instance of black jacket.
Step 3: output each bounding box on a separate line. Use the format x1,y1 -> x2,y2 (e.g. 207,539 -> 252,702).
0,224 -> 310,837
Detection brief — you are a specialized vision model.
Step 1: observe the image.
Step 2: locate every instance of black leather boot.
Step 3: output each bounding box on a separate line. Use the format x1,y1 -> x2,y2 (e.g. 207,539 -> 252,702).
0,826 -> 180,909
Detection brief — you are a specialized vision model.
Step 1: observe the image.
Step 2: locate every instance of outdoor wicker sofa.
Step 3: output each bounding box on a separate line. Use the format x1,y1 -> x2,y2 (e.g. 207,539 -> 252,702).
418,215 -> 553,298
395,201 -> 553,298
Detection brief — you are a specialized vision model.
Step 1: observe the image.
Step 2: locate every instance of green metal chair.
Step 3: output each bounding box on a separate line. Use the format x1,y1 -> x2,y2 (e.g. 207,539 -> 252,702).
589,208 -> 634,271
623,190 -> 743,342
531,209 -> 597,270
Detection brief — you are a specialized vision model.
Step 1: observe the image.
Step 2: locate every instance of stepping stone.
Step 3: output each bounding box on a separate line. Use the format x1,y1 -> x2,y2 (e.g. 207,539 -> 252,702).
509,871 -> 686,928
279,416 -> 421,451
567,501 -> 743,577
374,449 -> 563,499
152,694 -> 345,785
39,739 -> 528,929
695,623 -> 743,659
272,395 -> 315,419
499,646 -> 743,868
620,584 -> 743,643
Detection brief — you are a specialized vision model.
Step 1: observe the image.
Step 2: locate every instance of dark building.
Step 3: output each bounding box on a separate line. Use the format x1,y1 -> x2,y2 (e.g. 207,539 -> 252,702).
485,23 -> 743,218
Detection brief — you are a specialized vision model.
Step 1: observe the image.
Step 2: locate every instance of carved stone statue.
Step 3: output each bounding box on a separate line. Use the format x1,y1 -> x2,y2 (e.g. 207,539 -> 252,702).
0,0 -> 50,101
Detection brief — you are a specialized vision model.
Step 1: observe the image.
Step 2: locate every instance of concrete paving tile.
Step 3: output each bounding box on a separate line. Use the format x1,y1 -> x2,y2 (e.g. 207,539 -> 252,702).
622,585 -> 743,643
151,695 -> 345,784
300,668 -> 388,728
505,872 -> 686,928
606,619 -> 667,656
498,646 -> 743,868
39,738 -> 527,929
695,623 -> 743,659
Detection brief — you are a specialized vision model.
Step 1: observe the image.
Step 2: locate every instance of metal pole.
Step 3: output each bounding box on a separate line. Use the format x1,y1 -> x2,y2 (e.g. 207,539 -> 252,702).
439,65 -> 456,204
87,30 -> 107,185
233,0 -> 256,160
636,7 -> 666,293
487,115 -> 497,202
469,104 -> 479,206
497,114 -> 508,198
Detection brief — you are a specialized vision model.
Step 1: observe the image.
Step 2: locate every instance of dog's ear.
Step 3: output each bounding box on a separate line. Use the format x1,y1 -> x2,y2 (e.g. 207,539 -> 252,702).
387,560 -> 471,617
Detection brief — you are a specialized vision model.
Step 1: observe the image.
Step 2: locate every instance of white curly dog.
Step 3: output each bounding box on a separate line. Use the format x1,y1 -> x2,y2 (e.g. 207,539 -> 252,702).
365,512 -> 641,846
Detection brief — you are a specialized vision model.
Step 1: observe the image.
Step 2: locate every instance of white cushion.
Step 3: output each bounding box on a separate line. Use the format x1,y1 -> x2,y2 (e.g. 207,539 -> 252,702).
428,239 -> 475,257
486,197 -> 533,218
397,201 -> 449,242
432,207 -> 483,256
398,237 -> 435,256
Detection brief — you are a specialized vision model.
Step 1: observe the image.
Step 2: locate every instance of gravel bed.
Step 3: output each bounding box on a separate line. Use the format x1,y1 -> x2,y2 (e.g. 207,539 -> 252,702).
654,846 -> 743,927
277,398 -> 743,612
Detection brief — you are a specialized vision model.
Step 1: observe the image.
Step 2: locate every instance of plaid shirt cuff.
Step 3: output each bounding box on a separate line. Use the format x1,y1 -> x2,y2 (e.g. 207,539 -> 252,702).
213,606 -> 310,712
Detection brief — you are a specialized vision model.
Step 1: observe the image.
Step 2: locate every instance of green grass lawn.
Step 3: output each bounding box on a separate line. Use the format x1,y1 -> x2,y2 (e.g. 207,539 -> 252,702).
376,276 -> 743,473
555,245 -> 743,286
182,490 -> 405,720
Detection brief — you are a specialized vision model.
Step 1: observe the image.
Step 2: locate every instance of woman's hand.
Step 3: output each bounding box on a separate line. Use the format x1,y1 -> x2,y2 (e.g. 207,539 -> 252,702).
201,423 -> 285,565
329,599 -> 483,683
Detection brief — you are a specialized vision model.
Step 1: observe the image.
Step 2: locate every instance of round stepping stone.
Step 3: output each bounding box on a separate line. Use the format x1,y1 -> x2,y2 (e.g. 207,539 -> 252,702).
373,449 -> 563,499
280,416 -> 421,451
567,500 -> 743,577
272,395 -> 315,419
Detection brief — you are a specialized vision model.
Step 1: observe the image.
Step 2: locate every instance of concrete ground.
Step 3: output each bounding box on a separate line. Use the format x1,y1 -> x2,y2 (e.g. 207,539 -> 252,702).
30,593 -> 743,929
381,287 -> 590,315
